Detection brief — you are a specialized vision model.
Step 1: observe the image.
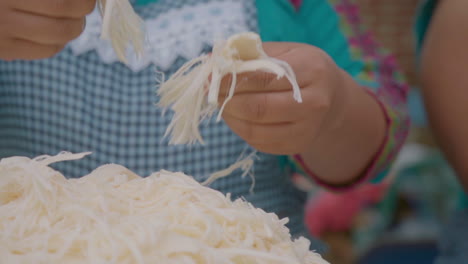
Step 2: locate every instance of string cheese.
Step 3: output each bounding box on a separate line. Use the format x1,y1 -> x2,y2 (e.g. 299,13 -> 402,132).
158,32 -> 302,145
98,0 -> 145,62
0,152 -> 328,264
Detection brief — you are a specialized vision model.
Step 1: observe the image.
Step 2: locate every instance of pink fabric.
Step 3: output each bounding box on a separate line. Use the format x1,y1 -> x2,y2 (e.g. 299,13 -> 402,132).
305,183 -> 389,237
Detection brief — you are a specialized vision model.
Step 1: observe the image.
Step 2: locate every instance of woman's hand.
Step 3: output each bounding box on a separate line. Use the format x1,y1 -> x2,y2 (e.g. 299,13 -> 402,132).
219,42 -> 386,185
0,0 -> 96,60
219,42 -> 349,155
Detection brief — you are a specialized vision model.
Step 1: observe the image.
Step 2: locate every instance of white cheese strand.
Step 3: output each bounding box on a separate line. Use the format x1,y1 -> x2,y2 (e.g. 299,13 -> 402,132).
98,0 -> 145,63
202,151 -> 257,194
158,32 -> 302,145
0,152 -> 328,264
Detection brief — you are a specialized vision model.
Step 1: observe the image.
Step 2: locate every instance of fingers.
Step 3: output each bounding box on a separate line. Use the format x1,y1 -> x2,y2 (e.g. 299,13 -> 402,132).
218,43 -> 323,96
0,0 -> 91,60
220,90 -> 308,124
219,71 -> 295,96
222,116 -> 315,155
0,39 -> 64,60
223,116 -> 294,145
220,85 -> 331,124
217,42 -> 336,154
6,10 -> 85,45
216,43 -> 306,95
11,0 -> 96,18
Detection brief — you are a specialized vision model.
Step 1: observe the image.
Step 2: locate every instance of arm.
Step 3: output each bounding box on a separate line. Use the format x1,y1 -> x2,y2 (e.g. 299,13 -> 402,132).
419,0 -> 468,192
221,40 -> 394,188
297,66 -> 387,186
289,0 -> 410,190
232,0 -> 409,190
219,38 -> 402,188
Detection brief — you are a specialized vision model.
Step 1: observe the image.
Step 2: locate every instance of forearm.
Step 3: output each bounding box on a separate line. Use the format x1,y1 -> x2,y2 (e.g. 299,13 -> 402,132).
423,90 -> 468,192
300,69 -> 386,185
420,0 -> 468,192
285,0 -> 409,188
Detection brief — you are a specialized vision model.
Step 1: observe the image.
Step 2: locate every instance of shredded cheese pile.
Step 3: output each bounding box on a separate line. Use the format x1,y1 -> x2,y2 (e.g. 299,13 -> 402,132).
98,0 -> 145,62
158,32 -> 302,145
0,152 -> 328,264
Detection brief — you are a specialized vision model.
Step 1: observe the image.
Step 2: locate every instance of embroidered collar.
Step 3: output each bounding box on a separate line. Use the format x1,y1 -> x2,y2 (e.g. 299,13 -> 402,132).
69,0 -> 251,72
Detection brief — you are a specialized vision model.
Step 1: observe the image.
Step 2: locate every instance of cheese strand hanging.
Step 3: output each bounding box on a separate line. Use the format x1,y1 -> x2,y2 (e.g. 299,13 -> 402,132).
158,32 -> 302,145
98,0 -> 145,63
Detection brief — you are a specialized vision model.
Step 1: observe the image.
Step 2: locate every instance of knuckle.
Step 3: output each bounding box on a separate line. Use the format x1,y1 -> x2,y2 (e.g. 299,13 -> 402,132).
311,93 -> 332,112
310,57 -> 328,76
308,47 -> 333,75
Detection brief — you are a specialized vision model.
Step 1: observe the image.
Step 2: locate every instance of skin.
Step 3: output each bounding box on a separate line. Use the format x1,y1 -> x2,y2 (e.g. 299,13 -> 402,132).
0,1 -> 387,186
0,0 -> 95,60
219,42 -> 386,186
419,0 -> 468,192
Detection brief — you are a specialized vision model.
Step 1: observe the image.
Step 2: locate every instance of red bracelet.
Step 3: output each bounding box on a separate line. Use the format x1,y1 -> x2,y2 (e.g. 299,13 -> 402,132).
293,88 -> 392,192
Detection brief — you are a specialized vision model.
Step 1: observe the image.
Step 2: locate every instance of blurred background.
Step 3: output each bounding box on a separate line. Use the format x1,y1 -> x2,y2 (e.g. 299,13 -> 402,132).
303,1 -> 465,263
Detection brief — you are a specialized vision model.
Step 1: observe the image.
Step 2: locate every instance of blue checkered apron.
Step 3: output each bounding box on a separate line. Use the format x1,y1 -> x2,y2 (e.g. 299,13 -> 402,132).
0,0 -> 325,252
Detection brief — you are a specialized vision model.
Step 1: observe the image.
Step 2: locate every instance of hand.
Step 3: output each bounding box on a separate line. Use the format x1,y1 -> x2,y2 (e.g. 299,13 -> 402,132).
0,0 -> 96,60
219,42 -> 350,155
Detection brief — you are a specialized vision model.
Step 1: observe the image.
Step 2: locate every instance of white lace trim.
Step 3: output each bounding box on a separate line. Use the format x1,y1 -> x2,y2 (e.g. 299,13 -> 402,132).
69,0 -> 251,72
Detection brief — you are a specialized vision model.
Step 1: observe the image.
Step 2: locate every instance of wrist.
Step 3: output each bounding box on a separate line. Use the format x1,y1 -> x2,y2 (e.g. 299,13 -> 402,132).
306,68 -> 355,153
321,68 -> 353,135
300,72 -> 387,185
